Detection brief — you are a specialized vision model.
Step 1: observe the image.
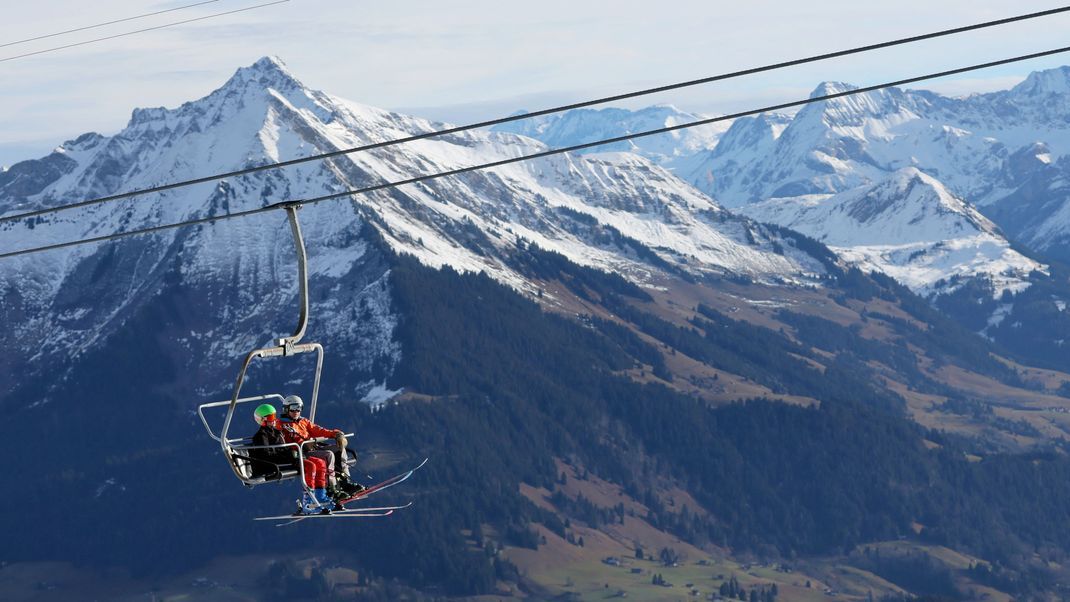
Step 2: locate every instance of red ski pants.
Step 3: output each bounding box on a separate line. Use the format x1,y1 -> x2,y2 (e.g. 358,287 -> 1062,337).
302,456 -> 327,489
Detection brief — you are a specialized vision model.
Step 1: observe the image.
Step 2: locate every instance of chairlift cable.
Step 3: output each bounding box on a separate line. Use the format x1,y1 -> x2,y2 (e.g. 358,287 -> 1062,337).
1,0 -> 223,49
0,0 -> 289,64
1,4 -> 1068,224
4,42 -> 1069,260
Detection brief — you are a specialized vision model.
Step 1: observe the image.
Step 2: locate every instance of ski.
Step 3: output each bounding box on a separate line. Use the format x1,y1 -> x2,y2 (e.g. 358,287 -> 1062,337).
267,510 -> 395,527
254,502 -> 414,522
301,510 -> 395,518
333,501 -> 414,514
338,457 -> 429,505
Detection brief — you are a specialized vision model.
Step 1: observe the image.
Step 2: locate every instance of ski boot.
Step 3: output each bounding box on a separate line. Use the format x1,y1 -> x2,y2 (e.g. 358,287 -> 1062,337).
338,475 -> 367,496
329,485 -> 348,511
293,491 -> 314,516
313,488 -> 333,515
293,490 -> 331,516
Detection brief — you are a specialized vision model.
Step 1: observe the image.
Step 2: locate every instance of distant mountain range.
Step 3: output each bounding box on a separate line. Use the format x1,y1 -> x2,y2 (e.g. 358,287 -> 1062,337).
502,68 -> 1070,269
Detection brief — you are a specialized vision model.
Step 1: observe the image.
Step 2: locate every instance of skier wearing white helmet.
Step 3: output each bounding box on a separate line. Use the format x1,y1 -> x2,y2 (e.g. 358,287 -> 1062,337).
278,395 -> 365,502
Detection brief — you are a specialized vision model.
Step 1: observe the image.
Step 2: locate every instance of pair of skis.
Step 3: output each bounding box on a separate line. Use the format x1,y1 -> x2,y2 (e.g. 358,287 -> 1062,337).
256,457 -> 428,527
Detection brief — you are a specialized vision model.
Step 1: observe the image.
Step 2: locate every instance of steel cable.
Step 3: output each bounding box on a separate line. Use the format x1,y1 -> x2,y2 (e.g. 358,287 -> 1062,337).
4,43 -> 1069,260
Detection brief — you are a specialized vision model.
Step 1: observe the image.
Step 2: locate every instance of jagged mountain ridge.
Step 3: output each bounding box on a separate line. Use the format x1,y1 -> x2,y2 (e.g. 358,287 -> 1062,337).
497,68 -> 1070,258
501,70 -> 1070,293
691,70 -> 1070,207
685,69 -> 1070,264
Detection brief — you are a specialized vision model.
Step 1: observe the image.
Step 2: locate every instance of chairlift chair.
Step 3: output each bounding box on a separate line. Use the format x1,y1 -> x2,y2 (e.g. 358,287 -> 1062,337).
197,205 -> 355,488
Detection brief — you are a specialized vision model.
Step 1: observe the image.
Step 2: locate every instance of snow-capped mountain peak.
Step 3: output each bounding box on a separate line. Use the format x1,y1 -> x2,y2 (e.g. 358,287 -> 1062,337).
492,103 -> 728,165
203,55 -> 309,107
810,81 -> 857,99
233,55 -> 299,85
1010,66 -> 1070,98
741,167 -> 1042,296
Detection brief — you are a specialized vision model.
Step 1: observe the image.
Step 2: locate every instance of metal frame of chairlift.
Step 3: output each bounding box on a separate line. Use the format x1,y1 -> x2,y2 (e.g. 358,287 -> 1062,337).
197,205 -> 352,488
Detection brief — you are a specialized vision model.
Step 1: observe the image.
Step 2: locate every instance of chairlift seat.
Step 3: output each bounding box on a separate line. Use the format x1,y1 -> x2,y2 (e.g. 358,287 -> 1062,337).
222,436 -> 360,487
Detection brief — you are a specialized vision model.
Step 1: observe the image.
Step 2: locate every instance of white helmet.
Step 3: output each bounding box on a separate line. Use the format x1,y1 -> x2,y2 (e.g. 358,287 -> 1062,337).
283,395 -> 304,413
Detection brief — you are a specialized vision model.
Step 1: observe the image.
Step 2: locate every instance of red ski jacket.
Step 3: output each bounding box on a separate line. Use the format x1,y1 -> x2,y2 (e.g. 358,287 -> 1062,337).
279,416 -> 340,446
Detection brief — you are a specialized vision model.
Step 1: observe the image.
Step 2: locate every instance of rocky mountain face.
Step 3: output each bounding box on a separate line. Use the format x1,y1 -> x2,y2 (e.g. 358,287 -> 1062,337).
986,151 -> 1070,263
0,57 -> 831,408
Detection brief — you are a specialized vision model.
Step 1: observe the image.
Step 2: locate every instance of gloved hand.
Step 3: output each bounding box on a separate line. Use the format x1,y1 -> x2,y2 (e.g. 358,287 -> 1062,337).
335,431 -> 348,448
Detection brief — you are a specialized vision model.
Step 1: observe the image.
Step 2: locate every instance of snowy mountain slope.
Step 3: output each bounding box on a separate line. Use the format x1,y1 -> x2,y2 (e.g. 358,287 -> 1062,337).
986,152 -> 1070,263
491,104 -> 727,165
0,58 -> 399,401
496,85 -> 1054,298
675,112 -> 793,197
693,71 -> 1070,204
0,57 -> 831,402
442,67 -> 1070,273
741,168 -> 1043,296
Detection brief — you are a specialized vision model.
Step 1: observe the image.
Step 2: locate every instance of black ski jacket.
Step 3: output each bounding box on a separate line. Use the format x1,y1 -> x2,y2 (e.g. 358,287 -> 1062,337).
248,424 -> 296,477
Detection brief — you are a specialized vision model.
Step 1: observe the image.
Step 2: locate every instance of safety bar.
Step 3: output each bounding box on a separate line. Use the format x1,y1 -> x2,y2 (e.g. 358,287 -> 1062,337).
224,436 -> 352,506
198,393 -> 285,442
197,396 -> 347,445
218,342 -> 323,450
230,435 -> 355,451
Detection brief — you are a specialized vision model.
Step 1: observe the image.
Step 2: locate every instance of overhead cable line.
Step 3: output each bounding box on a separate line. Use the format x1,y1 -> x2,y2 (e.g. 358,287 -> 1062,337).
2,4 -> 1068,225
0,0 -> 289,64
4,43 -> 1070,261
1,0 -> 222,49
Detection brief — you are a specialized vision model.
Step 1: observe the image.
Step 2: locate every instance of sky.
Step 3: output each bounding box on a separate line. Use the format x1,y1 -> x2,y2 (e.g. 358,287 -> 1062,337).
3,0 -> 1070,167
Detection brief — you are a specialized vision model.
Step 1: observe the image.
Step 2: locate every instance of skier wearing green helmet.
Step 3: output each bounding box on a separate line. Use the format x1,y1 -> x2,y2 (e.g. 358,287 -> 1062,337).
249,403 -> 332,514
253,403 -> 277,424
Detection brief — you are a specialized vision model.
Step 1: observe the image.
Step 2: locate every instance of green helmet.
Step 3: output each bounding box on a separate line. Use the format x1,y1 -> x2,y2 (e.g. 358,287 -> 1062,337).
253,403 -> 277,424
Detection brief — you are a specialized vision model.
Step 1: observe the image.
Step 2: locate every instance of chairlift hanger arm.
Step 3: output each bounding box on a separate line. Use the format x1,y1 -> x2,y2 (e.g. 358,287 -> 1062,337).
281,204 -> 309,353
